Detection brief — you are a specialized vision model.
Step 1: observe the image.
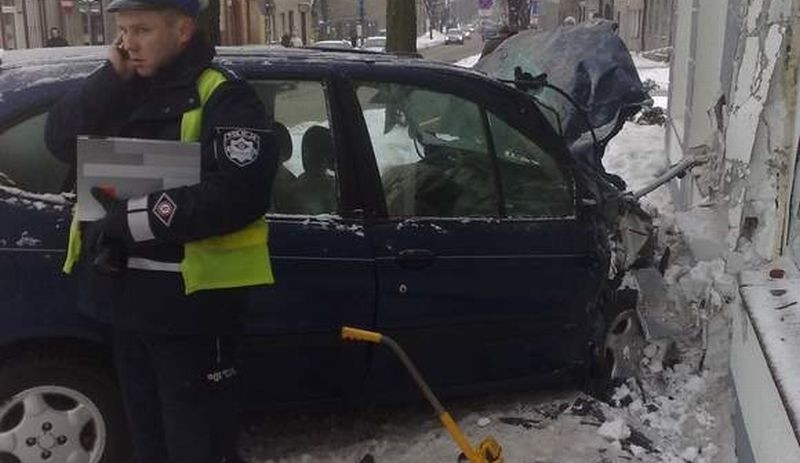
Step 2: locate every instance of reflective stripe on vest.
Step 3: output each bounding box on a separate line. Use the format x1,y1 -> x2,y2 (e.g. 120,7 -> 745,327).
179,69 -> 273,294
63,68 -> 274,295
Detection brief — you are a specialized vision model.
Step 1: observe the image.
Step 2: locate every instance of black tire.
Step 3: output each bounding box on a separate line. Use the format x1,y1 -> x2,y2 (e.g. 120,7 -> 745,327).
0,352 -> 131,463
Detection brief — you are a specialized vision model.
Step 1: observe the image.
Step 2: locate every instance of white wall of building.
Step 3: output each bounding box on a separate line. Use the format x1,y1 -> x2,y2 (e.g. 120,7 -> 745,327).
667,0 -> 800,264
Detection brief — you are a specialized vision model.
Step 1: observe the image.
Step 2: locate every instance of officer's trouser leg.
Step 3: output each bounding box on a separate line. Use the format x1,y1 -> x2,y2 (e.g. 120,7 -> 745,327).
114,329 -> 169,463
149,334 -> 241,463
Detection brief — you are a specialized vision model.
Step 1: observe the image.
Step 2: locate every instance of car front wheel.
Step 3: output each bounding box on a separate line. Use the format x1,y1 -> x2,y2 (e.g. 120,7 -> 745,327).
0,353 -> 130,463
587,309 -> 645,398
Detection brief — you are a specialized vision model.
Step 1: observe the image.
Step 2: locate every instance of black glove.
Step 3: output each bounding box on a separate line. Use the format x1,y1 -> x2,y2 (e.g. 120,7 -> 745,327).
86,186 -> 129,277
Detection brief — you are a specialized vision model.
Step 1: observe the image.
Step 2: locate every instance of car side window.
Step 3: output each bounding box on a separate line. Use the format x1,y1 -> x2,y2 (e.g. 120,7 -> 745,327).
249,80 -> 337,215
0,111 -> 70,194
487,112 -> 575,218
355,81 -> 498,218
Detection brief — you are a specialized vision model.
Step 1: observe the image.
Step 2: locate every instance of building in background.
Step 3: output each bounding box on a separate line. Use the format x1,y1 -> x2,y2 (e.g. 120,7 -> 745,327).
320,0 -> 387,42
535,0 -> 673,52
0,0 -> 475,50
220,0 -> 270,45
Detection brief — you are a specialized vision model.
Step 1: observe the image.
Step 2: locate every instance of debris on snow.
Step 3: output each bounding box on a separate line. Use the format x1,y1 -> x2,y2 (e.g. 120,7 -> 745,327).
598,418 -> 632,441
476,417 -> 491,428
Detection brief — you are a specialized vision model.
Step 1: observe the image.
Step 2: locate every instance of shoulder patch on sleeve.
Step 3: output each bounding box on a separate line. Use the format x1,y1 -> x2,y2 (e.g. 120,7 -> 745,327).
217,128 -> 265,167
152,193 -> 178,227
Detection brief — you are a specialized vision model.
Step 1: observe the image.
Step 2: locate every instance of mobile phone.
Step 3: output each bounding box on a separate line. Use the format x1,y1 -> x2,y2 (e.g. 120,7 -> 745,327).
115,35 -> 129,60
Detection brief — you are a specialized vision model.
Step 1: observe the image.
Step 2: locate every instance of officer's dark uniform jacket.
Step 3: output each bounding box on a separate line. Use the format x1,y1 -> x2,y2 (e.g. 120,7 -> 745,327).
45,35 -> 278,334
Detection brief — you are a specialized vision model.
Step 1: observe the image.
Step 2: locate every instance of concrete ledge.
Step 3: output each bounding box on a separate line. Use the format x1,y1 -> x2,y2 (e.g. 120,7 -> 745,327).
732,268 -> 800,463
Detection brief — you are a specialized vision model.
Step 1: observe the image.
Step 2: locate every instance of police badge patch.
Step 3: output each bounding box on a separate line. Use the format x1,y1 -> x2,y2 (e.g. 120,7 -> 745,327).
222,129 -> 260,167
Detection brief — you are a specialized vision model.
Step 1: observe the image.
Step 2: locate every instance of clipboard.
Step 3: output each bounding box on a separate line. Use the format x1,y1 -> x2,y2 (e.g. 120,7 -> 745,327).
76,136 -> 201,221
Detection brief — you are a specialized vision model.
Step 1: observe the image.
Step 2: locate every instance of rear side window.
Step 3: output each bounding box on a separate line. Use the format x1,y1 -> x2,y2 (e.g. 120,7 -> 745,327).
0,112 -> 70,194
250,80 -> 338,215
355,81 -> 498,218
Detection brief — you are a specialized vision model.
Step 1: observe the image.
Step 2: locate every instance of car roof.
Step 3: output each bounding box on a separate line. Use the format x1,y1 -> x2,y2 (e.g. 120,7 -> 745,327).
0,45 -> 501,103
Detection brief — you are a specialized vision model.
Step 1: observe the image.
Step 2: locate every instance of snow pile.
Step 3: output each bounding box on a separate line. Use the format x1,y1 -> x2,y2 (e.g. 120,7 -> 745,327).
454,54 -> 481,68
417,30 -> 446,50
598,417 -> 631,441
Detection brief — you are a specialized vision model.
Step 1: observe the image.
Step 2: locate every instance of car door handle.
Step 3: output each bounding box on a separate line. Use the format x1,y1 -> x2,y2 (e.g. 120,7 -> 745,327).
396,249 -> 436,269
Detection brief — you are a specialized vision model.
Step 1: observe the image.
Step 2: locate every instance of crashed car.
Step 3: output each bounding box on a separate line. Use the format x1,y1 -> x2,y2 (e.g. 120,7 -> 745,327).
0,35 -> 650,462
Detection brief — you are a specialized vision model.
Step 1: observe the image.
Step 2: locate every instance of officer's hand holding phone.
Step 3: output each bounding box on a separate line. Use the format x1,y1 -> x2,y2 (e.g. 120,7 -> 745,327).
109,33 -> 136,81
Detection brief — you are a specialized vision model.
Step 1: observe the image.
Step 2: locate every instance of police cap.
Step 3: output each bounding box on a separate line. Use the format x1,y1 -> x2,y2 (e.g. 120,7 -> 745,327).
106,0 -> 207,17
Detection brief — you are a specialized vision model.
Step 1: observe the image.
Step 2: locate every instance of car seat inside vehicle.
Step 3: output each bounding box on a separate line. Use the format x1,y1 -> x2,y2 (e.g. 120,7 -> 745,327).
269,121 -> 296,213
294,125 -> 336,214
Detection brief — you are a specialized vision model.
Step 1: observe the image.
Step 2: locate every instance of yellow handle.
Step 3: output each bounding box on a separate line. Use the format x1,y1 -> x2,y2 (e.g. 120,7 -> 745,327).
341,327 -> 383,344
439,412 -> 481,463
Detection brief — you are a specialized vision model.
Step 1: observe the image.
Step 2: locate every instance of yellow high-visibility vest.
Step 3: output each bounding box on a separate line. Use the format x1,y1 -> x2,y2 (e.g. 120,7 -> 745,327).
64,67 -> 274,295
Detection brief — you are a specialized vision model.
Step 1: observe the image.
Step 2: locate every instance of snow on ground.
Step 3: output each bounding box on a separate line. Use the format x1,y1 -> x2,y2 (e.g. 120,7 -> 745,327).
417,30 -> 447,50
241,53 -> 739,463
632,54 -> 671,96
454,54 -> 481,68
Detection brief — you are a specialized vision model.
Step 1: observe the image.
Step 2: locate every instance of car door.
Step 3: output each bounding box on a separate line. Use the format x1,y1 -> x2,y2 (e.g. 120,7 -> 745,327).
238,75 -> 376,407
352,76 -> 602,396
0,100 -> 93,343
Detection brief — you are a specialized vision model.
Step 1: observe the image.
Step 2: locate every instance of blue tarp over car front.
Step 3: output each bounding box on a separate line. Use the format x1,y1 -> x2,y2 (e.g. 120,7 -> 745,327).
475,20 -> 651,168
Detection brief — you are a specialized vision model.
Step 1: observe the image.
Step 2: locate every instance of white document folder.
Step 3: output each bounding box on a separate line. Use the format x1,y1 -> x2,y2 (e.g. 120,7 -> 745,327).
76,136 -> 201,221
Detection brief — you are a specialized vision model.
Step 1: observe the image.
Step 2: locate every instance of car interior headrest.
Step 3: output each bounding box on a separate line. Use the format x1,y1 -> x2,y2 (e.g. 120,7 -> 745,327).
273,121 -> 292,164
301,125 -> 334,174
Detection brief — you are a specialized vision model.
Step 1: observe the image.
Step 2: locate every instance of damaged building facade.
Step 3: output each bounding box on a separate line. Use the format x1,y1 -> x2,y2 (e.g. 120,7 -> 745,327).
667,0 -> 800,461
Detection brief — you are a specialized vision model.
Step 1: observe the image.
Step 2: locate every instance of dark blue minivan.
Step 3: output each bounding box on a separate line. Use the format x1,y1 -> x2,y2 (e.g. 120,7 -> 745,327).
0,46 -> 645,462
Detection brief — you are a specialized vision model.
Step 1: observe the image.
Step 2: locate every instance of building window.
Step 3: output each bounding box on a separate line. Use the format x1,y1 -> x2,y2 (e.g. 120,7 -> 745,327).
289,10 -> 294,35
281,12 -> 286,35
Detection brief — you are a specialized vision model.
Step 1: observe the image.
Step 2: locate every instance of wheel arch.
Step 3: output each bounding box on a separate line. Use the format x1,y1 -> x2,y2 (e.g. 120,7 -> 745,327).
0,335 -> 115,375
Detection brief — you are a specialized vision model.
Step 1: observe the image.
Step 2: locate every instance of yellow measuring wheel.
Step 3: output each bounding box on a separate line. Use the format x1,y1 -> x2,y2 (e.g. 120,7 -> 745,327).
342,327 -> 504,463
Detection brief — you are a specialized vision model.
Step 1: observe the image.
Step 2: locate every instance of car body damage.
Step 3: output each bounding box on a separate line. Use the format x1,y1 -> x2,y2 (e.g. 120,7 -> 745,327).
476,20 -> 704,346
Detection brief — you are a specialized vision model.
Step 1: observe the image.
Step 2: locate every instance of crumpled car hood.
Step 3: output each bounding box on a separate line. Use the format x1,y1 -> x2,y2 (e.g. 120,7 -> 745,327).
475,20 -> 651,169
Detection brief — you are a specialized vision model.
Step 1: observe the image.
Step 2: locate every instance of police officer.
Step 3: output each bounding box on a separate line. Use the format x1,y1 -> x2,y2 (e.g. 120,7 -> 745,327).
45,0 -> 277,462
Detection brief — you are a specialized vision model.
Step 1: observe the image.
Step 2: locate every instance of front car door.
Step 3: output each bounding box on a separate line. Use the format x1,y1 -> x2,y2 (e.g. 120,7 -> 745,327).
350,70 -> 605,396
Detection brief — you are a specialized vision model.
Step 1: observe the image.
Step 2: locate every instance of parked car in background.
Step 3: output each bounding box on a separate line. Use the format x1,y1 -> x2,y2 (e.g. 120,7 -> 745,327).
360,36 -> 386,52
445,28 -> 465,45
0,44 -> 648,463
481,23 -> 500,41
311,39 -> 353,50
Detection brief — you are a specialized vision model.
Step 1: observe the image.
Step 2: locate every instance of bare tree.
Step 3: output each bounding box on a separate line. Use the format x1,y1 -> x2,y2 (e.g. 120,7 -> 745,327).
422,0 -> 435,39
386,0 -> 417,53
508,0 -> 531,29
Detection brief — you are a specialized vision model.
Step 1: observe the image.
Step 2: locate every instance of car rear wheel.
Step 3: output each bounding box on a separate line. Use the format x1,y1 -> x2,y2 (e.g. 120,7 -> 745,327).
0,354 -> 130,463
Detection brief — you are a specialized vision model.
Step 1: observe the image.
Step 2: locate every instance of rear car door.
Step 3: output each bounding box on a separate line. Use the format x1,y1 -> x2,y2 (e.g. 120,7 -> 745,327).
352,75 -> 603,396
0,82 -> 93,344
239,73 -> 376,407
